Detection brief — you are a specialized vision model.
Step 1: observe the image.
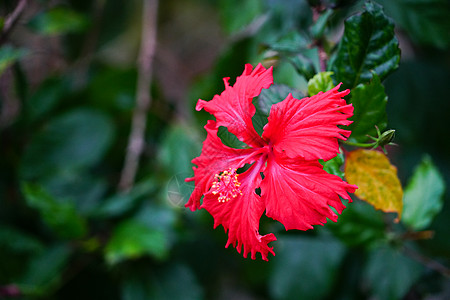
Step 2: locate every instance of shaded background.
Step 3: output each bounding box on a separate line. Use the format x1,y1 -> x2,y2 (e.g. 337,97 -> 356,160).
1,0 -> 450,299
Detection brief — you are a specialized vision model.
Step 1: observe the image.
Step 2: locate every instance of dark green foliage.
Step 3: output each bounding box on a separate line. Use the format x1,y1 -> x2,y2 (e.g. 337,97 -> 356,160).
325,199 -> 386,248
376,0 -> 450,49
270,236 -> 346,300
22,183 -> 88,239
0,46 -> 27,75
347,73 -> 388,142
28,7 -> 89,35
364,245 -> 424,300
20,108 -> 115,179
331,1 -> 401,89
257,83 -> 305,115
320,151 -> 345,178
1,0 -> 449,299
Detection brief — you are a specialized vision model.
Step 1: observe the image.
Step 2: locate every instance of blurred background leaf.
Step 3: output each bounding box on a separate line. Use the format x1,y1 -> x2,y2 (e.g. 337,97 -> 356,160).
0,46 -> 27,75
104,219 -> 169,264
20,108 -> 115,179
22,182 -> 87,239
270,236 -> 346,300
402,155 -> 445,230
324,199 -> 386,248
256,83 -> 304,115
0,0 -> 449,299
364,245 -> 424,300
121,264 -> 204,300
18,244 -> 72,297
28,7 -> 89,36
375,0 -> 450,49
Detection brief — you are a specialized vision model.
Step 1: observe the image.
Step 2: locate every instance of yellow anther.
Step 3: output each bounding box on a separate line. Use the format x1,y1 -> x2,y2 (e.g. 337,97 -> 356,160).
210,168 -> 242,202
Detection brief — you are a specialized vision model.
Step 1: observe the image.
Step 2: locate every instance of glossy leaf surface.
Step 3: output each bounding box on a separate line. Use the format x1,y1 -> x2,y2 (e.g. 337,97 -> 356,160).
331,1 -> 400,89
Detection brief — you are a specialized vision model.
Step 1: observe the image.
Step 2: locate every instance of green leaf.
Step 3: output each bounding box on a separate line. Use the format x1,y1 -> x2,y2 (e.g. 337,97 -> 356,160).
310,9 -> 333,39
219,0 -> 264,34
20,108 -> 115,179
330,1 -> 400,90
42,171 -> 107,215
158,124 -> 203,175
288,49 -> 318,80
402,155 -> 445,230
269,30 -> 311,53
270,236 -> 346,300
121,264 -> 204,300
364,245 -> 424,300
105,220 -> 169,264
134,201 -> 177,235
19,244 -> 72,296
26,77 -> 68,121
320,151 -> 344,178
250,102 -> 268,136
217,126 -> 248,149
266,30 -> 317,80
256,83 -> 304,115
22,182 -> 87,239
325,199 -> 386,248
0,226 -> 45,282
376,0 -> 450,49
28,7 -> 88,35
307,71 -> 335,96
0,226 -> 44,255
88,67 -> 136,111
93,177 -> 157,218
348,73 -> 388,142
0,46 -> 27,75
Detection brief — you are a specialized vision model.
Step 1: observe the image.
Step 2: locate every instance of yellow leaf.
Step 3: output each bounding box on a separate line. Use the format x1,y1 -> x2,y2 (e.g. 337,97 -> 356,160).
345,149 -> 403,220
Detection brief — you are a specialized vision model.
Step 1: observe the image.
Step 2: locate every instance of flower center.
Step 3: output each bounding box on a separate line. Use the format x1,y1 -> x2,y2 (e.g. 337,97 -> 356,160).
211,168 -> 242,202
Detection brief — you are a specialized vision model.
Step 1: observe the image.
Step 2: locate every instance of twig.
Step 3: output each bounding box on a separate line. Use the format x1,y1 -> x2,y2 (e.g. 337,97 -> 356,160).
118,0 -> 159,191
312,5 -> 327,72
0,0 -> 28,45
317,44 -> 327,72
403,246 -> 450,278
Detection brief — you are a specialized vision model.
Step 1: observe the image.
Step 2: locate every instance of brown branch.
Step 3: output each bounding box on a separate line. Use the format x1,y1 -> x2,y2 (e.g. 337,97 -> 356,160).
118,0 -> 159,191
0,0 -> 28,45
312,5 -> 327,72
317,43 -> 327,72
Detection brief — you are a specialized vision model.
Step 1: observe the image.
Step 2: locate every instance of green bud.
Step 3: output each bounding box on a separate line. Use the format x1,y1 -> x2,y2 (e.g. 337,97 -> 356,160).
307,71 -> 334,96
378,129 -> 395,147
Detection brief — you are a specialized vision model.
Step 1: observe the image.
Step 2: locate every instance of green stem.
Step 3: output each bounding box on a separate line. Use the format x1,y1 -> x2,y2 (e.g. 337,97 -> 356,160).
342,140 -> 377,148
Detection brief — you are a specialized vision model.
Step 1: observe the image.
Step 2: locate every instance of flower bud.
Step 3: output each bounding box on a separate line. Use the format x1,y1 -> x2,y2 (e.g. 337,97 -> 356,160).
378,129 -> 395,147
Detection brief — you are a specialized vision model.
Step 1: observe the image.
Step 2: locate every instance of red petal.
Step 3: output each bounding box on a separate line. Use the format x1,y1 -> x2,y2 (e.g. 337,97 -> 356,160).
261,156 -> 357,231
201,158 -> 276,261
185,120 -> 256,211
262,84 -> 353,161
196,63 -> 273,147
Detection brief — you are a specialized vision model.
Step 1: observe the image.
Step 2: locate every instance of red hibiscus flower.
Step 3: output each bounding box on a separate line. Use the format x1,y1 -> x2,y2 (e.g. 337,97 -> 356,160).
186,63 -> 357,261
